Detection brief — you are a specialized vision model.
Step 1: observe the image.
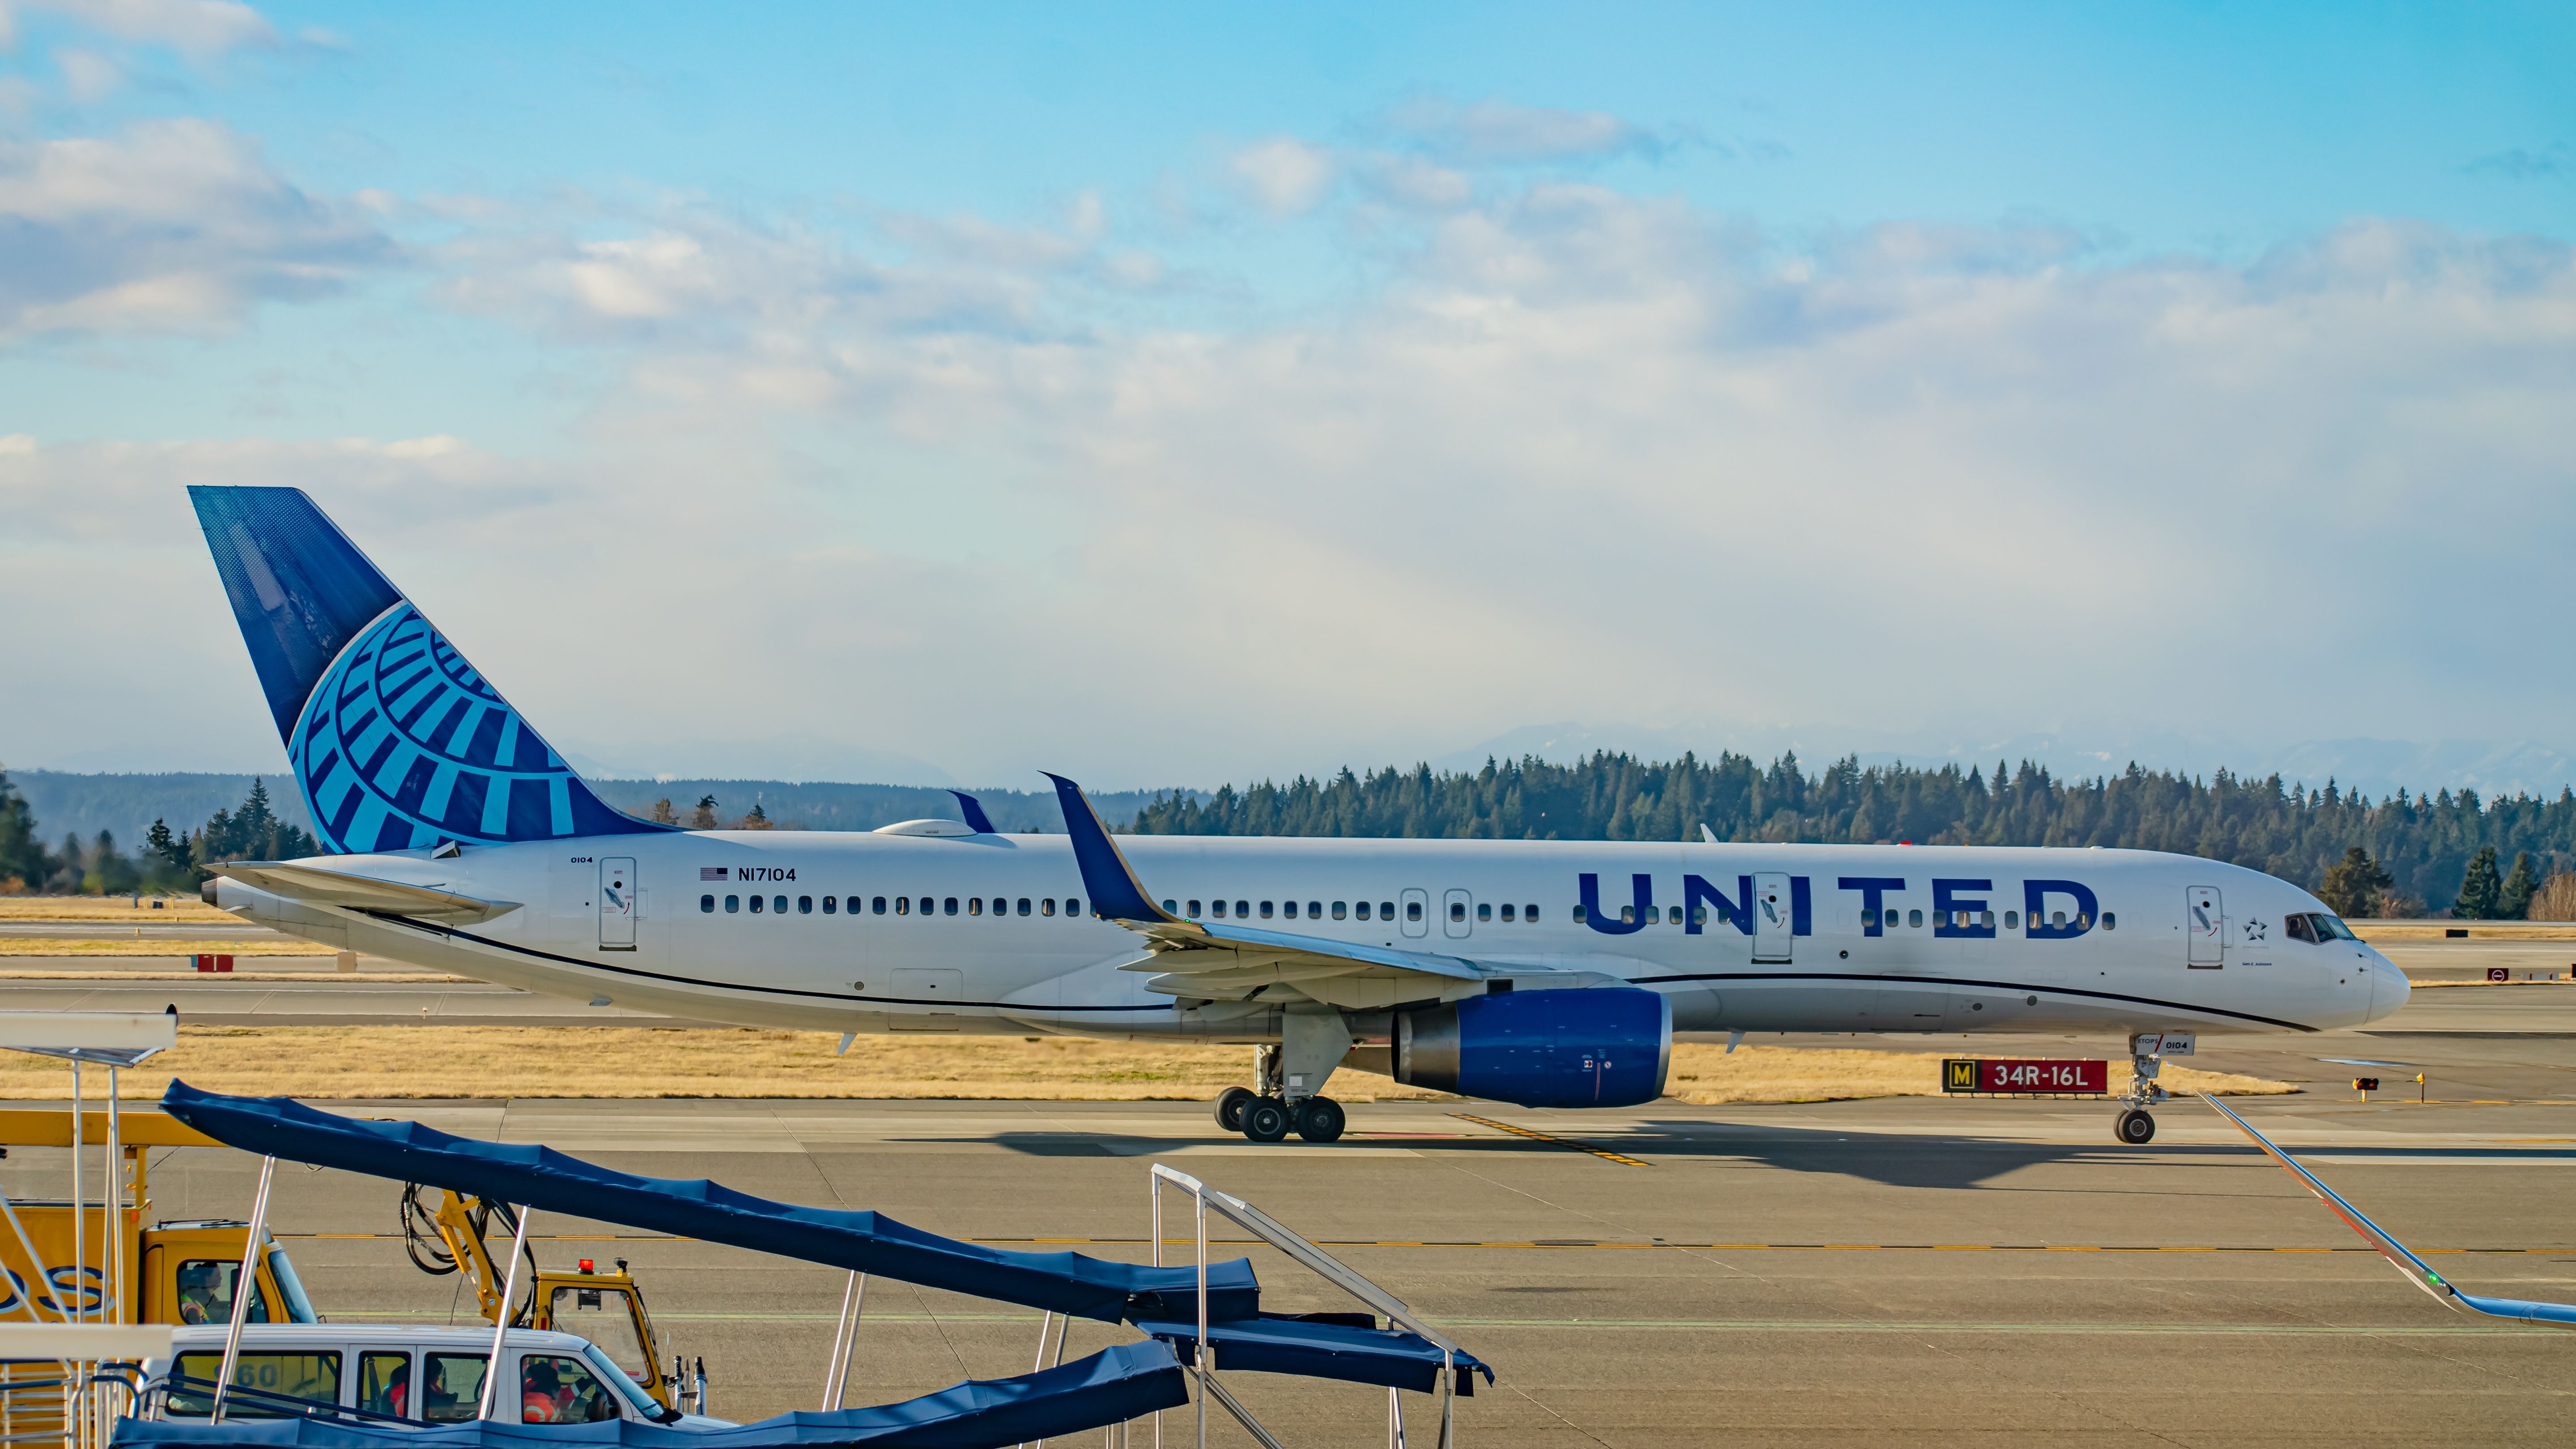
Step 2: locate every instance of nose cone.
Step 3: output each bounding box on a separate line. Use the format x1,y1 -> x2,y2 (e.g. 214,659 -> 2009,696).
2366,947 -> 2410,1022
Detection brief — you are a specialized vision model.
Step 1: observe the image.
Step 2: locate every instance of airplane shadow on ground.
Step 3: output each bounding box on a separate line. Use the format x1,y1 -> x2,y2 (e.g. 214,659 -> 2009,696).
1610,1118 -> 2262,1191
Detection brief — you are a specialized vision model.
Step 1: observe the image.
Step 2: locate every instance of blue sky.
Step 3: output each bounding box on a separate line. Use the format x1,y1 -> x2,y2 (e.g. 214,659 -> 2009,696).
3,2 -> 2573,792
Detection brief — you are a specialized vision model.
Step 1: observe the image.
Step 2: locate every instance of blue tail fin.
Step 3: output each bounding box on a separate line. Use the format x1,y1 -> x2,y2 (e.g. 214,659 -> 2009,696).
190,487 -> 669,854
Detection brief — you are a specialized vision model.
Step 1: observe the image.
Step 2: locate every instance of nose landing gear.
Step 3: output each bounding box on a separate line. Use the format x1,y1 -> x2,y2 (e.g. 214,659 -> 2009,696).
2113,1031 -> 2181,1144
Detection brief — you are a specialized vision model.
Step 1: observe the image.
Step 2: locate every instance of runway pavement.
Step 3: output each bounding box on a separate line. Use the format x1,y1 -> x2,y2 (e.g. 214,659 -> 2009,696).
9,1081 -> 2576,1443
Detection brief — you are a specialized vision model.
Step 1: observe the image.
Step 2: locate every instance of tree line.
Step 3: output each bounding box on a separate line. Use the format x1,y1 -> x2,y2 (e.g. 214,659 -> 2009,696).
1127,751 -> 2576,920
0,767 -> 316,895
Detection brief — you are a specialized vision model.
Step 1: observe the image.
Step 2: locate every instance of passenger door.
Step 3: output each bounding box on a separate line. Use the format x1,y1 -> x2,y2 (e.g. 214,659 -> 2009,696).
1752,873 -> 1793,964
2187,887 -> 2224,968
598,858 -> 637,952
1443,889 -> 1473,939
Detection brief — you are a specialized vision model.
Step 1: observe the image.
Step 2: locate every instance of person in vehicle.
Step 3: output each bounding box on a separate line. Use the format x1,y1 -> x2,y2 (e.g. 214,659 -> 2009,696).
522,1359 -> 563,1423
174,1263 -> 221,1325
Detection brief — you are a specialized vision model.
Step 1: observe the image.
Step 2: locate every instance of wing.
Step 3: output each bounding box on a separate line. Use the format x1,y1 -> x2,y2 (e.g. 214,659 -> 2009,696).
213,861 -> 523,924
2203,1094 -> 2576,1328
1043,774 -> 1494,1011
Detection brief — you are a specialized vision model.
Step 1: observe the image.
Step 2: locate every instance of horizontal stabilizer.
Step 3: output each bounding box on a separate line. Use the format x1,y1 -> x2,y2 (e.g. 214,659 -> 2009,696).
214,862 -> 522,924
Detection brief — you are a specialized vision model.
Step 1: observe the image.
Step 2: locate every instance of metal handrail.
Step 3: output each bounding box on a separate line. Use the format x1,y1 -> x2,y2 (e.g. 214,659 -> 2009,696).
1149,1162 -> 1460,1449
150,1373 -> 426,1428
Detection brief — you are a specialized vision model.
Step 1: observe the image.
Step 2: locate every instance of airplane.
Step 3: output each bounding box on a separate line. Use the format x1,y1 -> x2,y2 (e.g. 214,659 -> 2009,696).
186,486 -> 2410,1146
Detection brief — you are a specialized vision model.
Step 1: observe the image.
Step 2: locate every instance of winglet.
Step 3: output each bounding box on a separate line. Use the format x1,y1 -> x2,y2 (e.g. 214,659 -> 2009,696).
948,791 -> 998,835
1042,774 -> 1174,923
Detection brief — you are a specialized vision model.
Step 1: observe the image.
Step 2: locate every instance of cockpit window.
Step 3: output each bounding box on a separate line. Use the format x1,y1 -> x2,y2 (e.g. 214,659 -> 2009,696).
2284,914 -> 2318,944
2313,913 -> 2359,941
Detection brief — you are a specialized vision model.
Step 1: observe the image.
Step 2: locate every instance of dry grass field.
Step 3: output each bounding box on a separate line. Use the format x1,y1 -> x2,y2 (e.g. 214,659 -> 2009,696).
0,1027 -> 2295,1103
0,938 -> 335,956
0,897 -> 228,922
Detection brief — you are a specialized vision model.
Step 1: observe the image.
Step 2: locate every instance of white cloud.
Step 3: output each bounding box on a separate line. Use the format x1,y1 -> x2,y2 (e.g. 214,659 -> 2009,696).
55,46 -> 119,101
0,117 -> 394,337
24,0 -> 273,57
1386,97 -> 1671,165
1230,137 -> 1334,215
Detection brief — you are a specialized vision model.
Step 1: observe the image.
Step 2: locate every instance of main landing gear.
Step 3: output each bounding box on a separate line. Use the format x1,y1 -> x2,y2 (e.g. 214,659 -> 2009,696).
1211,1043 -> 1349,1144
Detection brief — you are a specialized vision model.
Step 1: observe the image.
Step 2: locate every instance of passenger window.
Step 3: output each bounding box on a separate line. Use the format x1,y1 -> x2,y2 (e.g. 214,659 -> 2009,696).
894,897 -> 909,916
848,896 -> 863,913
1500,904 -> 1515,922
725,895 -> 740,913
1478,903 -> 1491,922
1669,905 -> 1682,924
1980,910 -> 1994,928
1162,899 -> 1177,913
422,1354 -> 488,1424
773,895 -> 787,913
1066,897 -> 1080,915
1526,904 -> 1539,921
1907,909 -> 1923,928
1236,900 -> 1249,917
1042,898 -> 1056,916
1308,900 -> 1322,917
2075,913 -> 2090,930
1018,898 -> 1032,916
1620,905 -> 1636,924
799,896 -> 813,914
699,894 -> 713,913
1573,905 -> 1587,922
1356,902 -> 1371,920
1213,900 -> 1227,918
358,1351 -> 413,1420
1862,908 -> 1878,927
2051,911 -> 2066,928
518,1353 -> 619,1424
1283,901 -> 1297,918
1384,901 -> 1397,919
943,897 -> 958,916
2102,912 -> 2117,930
873,896 -> 887,914
1188,900 -> 1202,917
1689,905 -> 1705,926
1260,901 -> 1274,918
969,897 -> 983,916
2005,910 -> 2019,930
919,896 -> 933,915
1333,902 -> 1348,920
171,1350 -> 336,1418
1450,902 -> 1466,922
822,896 -> 836,914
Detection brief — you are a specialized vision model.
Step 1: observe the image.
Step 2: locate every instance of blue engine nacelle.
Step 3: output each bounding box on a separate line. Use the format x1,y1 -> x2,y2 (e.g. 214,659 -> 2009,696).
1391,987 -> 1672,1109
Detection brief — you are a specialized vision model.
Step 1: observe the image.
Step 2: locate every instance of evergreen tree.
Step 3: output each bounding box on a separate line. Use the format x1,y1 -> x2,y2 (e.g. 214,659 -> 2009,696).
690,795 -> 720,830
650,798 -> 678,825
2318,847 -> 2393,918
0,767 -> 49,891
2455,845 -> 2504,920
2501,851 -> 2541,919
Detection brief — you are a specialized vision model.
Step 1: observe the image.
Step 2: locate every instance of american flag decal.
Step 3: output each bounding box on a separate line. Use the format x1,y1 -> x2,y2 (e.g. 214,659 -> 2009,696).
700,866 -> 728,881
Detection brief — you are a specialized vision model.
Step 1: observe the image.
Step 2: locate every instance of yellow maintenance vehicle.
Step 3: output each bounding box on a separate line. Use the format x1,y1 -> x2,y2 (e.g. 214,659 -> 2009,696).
395,1184 -> 682,1413
0,1108 -> 318,1328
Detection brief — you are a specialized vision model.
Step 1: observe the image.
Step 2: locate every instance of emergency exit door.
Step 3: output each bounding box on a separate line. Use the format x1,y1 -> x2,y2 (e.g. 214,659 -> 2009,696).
599,857 -> 636,951
1753,872 -> 1792,964
2186,886 -> 2223,968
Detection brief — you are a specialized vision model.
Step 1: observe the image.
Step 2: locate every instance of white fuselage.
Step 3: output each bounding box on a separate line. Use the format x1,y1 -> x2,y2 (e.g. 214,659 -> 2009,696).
215,831 -> 2407,1043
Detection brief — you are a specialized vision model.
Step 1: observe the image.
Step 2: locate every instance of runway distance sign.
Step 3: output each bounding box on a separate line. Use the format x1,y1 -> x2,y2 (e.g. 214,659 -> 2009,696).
1943,1059 -> 2109,1094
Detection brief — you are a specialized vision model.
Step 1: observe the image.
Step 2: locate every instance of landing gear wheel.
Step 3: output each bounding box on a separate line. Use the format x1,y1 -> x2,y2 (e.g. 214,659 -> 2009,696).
1294,1097 -> 1346,1144
1213,1086 -> 1254,1133
2115,1108 -> 2156,1145
1242,1097 -> 1292,1143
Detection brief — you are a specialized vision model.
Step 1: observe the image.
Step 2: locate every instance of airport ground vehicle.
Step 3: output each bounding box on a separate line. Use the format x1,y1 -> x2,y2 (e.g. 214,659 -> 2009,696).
0,1110 -> 317,1330
395,1185 -> 682,1412
134,1324 -> 716,1428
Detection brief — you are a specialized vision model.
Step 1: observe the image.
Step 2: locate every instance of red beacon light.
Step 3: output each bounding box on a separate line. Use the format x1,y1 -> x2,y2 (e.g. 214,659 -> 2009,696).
577,1258 -> 596,1275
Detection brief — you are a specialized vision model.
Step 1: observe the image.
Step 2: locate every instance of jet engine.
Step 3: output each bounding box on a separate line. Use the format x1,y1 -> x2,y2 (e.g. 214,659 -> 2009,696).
1391,986 -> 1672,1109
